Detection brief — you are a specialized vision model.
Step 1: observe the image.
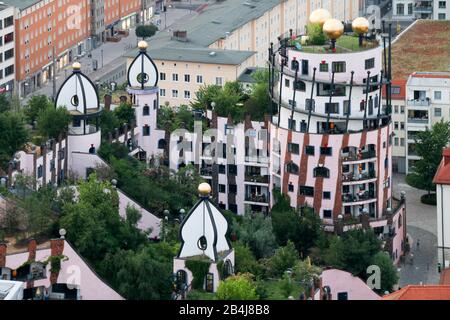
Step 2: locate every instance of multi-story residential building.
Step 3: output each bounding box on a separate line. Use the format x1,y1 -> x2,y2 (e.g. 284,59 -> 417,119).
0,4 -> 15,95
392,0 -> 415,19
434,0 -> 450,19
393,0 -> 435,19
126,47 -> 255,107
404,72 -> 450,173
389,80 -> 407,173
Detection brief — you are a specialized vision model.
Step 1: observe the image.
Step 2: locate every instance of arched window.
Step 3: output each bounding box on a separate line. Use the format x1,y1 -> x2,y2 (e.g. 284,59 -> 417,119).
294,80 -> 306,91
176,270 -> 188,291
158,139 -> 166,149
314,166 -> 330,178
291,59 -> 299,71
286,162 -> 299,174
143,105 -> 150,116
223,259 -> 234,279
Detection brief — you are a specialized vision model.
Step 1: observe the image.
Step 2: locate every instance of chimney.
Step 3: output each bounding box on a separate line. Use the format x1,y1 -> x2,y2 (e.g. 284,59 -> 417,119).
104,94 -> 112,111
444,148 -> 450,166
28,238 -> 37,262
0,242 -> 6,268
50,238 -> 65,284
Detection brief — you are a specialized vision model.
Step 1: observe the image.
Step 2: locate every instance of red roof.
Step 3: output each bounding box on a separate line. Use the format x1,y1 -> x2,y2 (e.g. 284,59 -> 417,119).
433,148 -> 450,185
383,79 -> 407,101
440,268 -> 450,285
411,72 -> 450,79
383,285 -> 450,300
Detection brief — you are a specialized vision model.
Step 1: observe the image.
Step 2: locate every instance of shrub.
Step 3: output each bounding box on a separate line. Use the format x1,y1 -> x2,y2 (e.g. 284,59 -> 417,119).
421,193 -> 437,206
307,23 -> 326,45
216,274 -> 259,300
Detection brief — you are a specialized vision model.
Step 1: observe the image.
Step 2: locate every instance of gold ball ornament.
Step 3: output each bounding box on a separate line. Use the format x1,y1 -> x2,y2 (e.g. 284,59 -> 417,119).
352,17 -> 370,35
309,9 -> 332,27
138,40 -> 149,50
72,62 -> 81,70
198,182 -> 212,196
323,18 -> 344,40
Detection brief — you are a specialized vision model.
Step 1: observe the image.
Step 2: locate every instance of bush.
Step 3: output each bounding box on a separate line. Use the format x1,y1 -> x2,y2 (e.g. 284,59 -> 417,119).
421,193 -> 437,206
405,173 -> 428,190
216,274 -> 259,300
307,23 -> 326,45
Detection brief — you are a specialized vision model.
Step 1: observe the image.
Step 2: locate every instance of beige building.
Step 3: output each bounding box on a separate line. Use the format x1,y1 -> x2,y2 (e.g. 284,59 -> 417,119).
126,47 -> 255,107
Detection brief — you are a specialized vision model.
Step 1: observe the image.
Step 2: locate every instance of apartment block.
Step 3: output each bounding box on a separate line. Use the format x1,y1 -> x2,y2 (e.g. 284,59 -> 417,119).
0,4 -> 15,95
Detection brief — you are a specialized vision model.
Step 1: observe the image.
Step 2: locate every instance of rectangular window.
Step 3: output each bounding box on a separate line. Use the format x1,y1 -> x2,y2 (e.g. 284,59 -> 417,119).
196,75 -> 203,83
160,89 -> 166,96
323,209 -> 332,218
435,108 -> 442,117
435,91 -> 442,100
229,184 -> 237,193
143,126 -> 150,136
394,105 -> 399,113
305,146 -> 314,155
439,1 -> 446,8
285,78 -> 290,88
343,100 -> 350,115
160,72 -> 166,80
215,77 -> 223,86
288,143 -> 299,154
365,58 -> 375,70
439,13 -> 446,20
323,192 -> 331,199
394,137 -> 399,146
4,65 -> 13,77
299,186 -> 314,197
219,165 -> 226,174
172,90 -> 178,98
184,74 -> 190,82
184,90 -> 190,99
325,102 -> 339,114
394,122 -> 399,130
317,83 -> 346,96
400,106 -> 405,114
228,164 -> 237,175
219,184 -> 226,193
172,73 -> 178,81
319,63 -> 328,72
400,122 -> 405,130
320,147 -> 332,156
332,61 -> 346,73
400,138 -> 405,147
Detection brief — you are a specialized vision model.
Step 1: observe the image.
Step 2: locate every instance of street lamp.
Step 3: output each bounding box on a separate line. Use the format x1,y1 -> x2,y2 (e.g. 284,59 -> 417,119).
101,49 -> 104,68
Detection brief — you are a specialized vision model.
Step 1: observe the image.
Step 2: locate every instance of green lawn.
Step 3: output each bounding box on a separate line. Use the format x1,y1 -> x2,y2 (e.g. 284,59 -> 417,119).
298,35 -> 376,54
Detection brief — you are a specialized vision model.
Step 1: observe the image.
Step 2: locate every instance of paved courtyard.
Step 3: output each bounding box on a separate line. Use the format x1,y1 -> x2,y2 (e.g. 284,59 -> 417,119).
392,174 -> 440,286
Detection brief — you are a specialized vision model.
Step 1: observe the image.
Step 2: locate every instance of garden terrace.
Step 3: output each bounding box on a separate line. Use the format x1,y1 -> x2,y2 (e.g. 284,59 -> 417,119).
392,20 -> 450,80
280,34 -> 379,54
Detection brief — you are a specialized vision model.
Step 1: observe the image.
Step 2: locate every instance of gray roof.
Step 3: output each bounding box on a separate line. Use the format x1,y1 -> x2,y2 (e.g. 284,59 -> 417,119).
126,46 -> 255,65
1,0 -> 41,10
237,67 -> 266,83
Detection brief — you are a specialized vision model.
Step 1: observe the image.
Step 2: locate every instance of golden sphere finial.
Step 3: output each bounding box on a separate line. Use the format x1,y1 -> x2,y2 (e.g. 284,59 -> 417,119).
352,17 -> 370,35
72,62 -> 81,70
198,182 -> 212,197
323,18 -> 344,40
138,40 -> 148,50
309,8 -> 332,27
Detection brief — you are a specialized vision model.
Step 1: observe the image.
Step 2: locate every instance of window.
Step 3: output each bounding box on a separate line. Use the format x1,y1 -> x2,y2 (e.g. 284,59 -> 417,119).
219,184 -> 226,193
215,77 -> 223,86
228,164 -> 237,175
160,72 -> 166,80
196,75 -> 203,83
4,48 -> 13,60
160,89 -> 166,96
323,209 -> 332,218
325,103 -> 339,114
143,105 -> 150,116
4,65 -> 13,77
299,186 -> 314,197
394,137 -> 399,146
400,138 -> 405,147
4,16 -> 13,28
37,165 -> 43,178
400,106 -> 405,114
301,60 -> 309,75
291,59 -> 299,71
439,13 -> 446,20
288,118 -> 296,130
391,86 -> 400,95
305,145 -> 314,155
365,58 -> 375,70
286,162 -> 299,174
435,108 -> 442,117
394,105 -> 399,113
343,100 -> 350,115
332,61 -> 346,73
229,204 -> 238,213
294,80 -> 306,91
288,143 -> 299,154
319,63 -> 328,72
184,90 -> 190,99
172,90 -> 178,98
172,73 -> 178,81
439,1 -> 447,8
143,126 -> 150,136
323,192 -> 331,199
219,165 -> 226,174
317,83 -> 346,96
184,74 -> 190,82
400,122 -> 405,130
285,79 -> 290,88
314,166 -> 330,178
394,122 -> 399,130
229,184 -> 237,193
337,292 -> 348,300
396,3 -> 404,15
320,147 -> 332,156
434,91 -> 442,100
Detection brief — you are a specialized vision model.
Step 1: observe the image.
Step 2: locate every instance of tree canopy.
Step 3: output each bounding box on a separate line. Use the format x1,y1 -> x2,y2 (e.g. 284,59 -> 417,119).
0,112 -> 29,169
135,24 -> 158,40
37,105 -> 71,140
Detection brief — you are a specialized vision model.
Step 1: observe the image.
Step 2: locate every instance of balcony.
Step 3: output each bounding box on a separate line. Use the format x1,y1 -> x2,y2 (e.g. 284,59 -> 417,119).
407,99 -> 430,107
245,193 -> 269,204
200,167 -> 213,176
342,150 -> 376,162
407,118 -> 428,124
245,174 -> 269,184
342,191 -> 376,204
342,170 -> 376,183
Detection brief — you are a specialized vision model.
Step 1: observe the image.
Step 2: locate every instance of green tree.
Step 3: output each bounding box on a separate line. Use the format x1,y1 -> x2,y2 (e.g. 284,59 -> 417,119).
307,23 -> 326,45
21,186 -> 56,237
0,94 -> 11,113
37,106 -> 71,139
0,112 -> 29,169
371,252 -> 399,294
135,24 -> 158,40
234,243 -> 262,276
408,120 -> 450,195
114,102 -> 135,125
233,213 -> 277,259
265,241 -> 299,277
244,69 -> 270,121
191,84 -> 222,111
100,109 -> 120,139
24,95 -> 52,124
216,274 -> 259,300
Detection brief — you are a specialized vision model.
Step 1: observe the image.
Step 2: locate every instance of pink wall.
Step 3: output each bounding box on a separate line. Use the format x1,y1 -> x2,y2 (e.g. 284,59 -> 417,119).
321,269 -> 381,300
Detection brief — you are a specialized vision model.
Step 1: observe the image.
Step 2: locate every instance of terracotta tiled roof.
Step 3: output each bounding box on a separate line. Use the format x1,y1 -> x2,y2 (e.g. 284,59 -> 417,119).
383,285 -> 450,300
433,149 -> 450,185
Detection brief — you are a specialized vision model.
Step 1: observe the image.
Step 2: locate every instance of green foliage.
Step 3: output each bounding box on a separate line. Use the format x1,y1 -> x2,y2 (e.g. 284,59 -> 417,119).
233,243 -> 262,276
185,260 -> 212,290
37,106 -> 71,139
0,112 -> 29,169
421,193 -> 437,206
43,255 -> 69,273
135,24 -> 158,39
278,273 -> 296,298
265,241 -> 298,278
292,259 -> 322,285
244,69 -> 270,121
307,23 -> 326,45
0,94 -> 11,113
24,95 -> 52,124
411,120 -> 450,194
99,242 -> 176,300
100,109 -> 120,139
157,105 -> 198,132
370,252 -> 399,294
98,142 -> 130,161
216,274 -> 259,300
233,213 -> 277,259
114,102 -> 135,125
21,185 -> 56,237
405,173 -> 428,190
186,289 -> 216,300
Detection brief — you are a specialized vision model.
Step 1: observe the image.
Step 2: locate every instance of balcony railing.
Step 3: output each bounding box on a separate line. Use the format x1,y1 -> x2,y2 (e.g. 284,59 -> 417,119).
245,175 -> 269,184
200,167 -> 213,176
342,150 -> 376,162
342,170 -> 376,182
407,99 -> 430,107
342,191 -> 376,203
245,194 -> 269,203
407,118 -> 428,124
